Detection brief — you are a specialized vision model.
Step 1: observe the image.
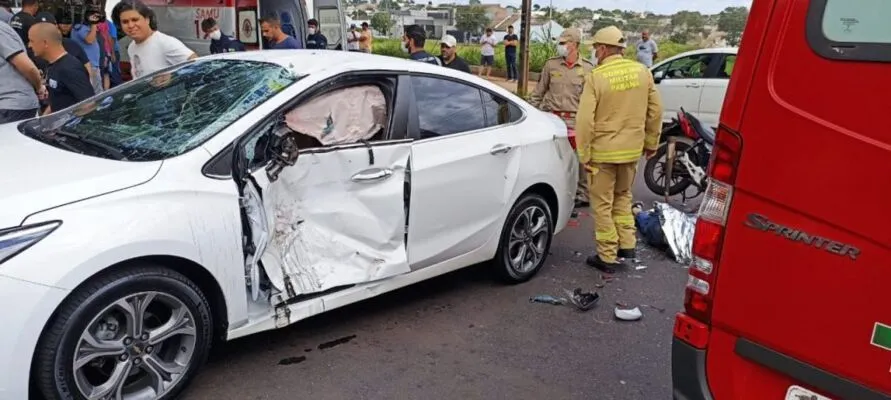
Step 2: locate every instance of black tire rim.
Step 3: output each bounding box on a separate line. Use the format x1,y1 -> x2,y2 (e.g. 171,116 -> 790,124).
653,146 -> 691,190
72,291 -> 198,400
507,205 -> 549,274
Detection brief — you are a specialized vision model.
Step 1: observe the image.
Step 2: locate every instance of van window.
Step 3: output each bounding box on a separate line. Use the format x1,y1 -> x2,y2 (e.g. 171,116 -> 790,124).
821,0 -> 889,44
807,0 -> 891,62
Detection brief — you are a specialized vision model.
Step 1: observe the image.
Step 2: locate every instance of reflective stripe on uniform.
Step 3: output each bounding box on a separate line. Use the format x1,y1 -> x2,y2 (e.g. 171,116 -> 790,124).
589,148 -> 643,163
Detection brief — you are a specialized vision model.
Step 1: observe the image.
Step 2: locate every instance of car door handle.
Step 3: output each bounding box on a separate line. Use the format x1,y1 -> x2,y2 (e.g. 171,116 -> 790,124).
490,144 -> 513,155
351,168 -> 393,182
685,83 -> 702,88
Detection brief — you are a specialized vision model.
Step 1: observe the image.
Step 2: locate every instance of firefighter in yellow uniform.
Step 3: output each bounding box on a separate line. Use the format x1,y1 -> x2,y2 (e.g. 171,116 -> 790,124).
529,27 -> 595,208
575,26 -> 663,273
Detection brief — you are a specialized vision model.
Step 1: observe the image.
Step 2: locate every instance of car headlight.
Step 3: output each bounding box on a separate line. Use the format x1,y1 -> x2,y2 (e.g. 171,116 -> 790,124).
0,221 -> 61,266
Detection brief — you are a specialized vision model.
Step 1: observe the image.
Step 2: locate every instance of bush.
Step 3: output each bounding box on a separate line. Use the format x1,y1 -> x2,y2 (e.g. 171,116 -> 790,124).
372,38 -> 700,73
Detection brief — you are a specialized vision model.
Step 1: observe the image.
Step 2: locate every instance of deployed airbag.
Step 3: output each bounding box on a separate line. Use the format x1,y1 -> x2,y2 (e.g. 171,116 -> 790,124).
283,85 -> 387,145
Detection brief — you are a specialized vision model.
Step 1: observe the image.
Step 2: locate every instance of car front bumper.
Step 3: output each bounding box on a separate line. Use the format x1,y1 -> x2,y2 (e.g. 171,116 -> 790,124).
0,274 -> 69,398
672,337 -> 715,400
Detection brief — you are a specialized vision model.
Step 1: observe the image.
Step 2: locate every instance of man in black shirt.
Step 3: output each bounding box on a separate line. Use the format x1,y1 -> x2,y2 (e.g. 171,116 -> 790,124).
438,34 -> 470,73
9,0 -> 38,61
403,24 -> 440,66
305,18 -> 328,49
503,25 -> 519,82
29,22 -> 93,114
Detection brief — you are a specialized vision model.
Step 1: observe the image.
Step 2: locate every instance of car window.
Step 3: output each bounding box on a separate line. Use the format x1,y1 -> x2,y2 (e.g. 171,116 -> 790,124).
661,54 -> 714,79
411,76 -> 486,138
481,90 -> 522,127
718,55 -> 736,78
19,59 -> 299,162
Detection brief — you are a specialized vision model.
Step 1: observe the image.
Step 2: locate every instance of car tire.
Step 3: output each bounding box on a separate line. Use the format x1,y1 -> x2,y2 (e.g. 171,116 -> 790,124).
493,193 -> 554,283
34,264 -> 213,400
644,141 -> 695,196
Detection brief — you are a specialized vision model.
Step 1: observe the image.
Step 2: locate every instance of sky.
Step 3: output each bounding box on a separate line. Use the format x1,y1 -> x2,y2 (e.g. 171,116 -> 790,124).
491,0 -> 751,14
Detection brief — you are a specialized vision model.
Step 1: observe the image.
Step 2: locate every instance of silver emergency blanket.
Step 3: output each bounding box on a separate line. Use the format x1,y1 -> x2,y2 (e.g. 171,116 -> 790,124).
655,202 -> 697,264
284,85 -> 387,145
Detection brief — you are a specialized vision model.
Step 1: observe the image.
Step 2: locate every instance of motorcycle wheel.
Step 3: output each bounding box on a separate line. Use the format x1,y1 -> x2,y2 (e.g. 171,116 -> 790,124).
644,141 -> 697,196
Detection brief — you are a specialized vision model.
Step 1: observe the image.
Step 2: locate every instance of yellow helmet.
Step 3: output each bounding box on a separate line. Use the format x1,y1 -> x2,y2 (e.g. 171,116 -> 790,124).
592,26 -> 627,48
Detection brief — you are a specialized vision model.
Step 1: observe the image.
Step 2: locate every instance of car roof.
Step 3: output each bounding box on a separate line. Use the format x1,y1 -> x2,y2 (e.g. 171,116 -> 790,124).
201,49 -> 522,102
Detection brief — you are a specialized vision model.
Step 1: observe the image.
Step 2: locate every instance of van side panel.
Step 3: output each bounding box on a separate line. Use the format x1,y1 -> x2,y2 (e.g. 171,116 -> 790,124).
707,0 -> 891,397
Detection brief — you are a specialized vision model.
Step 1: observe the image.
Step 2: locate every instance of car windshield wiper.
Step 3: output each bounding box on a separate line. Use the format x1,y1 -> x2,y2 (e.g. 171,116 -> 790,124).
51,130 -> 129,161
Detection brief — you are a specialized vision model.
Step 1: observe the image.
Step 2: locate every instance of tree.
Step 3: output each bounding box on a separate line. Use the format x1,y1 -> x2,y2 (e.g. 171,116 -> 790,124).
590,17 -> 623,34
718,6 -> 749,46
553,12 -> 576,28
378,0 -> 397,10
370,12 -> 395,36
670,11 -> 705,44
533,4 -> 540,11
455,5 -> 490,34
468,0 -> 481,4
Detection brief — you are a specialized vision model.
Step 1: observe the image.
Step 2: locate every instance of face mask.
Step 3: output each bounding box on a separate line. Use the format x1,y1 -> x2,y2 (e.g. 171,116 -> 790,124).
209,30 -> 222,40
556,44 -> 568,57
401,41 -> 409,53
308,27 -> 316,35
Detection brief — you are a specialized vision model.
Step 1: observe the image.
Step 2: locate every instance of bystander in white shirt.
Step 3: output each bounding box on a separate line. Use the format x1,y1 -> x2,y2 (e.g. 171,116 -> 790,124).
128,31 -> 195,79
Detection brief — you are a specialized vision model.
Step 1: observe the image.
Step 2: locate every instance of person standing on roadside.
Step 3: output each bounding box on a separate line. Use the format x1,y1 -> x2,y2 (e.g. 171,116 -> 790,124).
478,27 -> 495,78
9,0 -> 38,61
201,17 -> 244,54
260,15 -> 302,49
575,26 -> 663,274
346,24 -> 360,51
120,1 -> 196,79
29,22 -> 93,114
0,20 -> 44,123
529,27 -> 595,209
438,34 -> 470,73
402,24 -> 440,65
502,25 -> 518,82
358,22 -> 373,53
305,18 -> 327,49
636,30 -> 658,67
71,8 -> 103,93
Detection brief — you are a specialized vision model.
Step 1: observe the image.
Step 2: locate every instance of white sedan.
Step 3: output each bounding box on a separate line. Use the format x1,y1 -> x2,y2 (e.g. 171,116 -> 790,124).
0,51 -> 577,399
651,47 -> 738,129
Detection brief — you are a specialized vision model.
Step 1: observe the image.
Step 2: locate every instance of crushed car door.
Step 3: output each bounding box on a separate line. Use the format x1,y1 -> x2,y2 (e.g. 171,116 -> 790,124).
232,115 -> 411,300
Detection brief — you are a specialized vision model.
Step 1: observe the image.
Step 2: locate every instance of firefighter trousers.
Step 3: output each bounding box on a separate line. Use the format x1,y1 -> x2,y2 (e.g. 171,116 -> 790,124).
588,161 -> 638,263
576,162 -> 589,203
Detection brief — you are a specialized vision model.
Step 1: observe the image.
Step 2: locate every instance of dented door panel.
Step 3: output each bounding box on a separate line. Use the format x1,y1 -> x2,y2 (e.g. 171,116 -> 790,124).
246,141 -> 412,298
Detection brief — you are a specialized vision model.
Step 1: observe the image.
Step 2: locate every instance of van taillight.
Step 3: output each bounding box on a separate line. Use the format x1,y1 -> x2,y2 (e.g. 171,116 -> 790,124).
676,126 -> 742,349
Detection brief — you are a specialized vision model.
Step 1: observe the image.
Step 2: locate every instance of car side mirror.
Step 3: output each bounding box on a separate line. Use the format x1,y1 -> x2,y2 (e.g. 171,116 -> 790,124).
265,128 -> 301,182
653,70 -> 664,84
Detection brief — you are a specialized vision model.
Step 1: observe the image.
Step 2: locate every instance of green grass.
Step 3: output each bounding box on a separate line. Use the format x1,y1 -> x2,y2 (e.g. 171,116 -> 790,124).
371,38 -> 699,73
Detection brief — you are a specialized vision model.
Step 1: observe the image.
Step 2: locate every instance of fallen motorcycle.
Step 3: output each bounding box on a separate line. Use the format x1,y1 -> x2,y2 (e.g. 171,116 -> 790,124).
643,108 -> 713,202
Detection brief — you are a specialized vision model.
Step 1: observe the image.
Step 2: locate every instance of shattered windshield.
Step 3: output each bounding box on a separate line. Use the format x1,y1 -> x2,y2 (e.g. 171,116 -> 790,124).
19,59 -> 299,161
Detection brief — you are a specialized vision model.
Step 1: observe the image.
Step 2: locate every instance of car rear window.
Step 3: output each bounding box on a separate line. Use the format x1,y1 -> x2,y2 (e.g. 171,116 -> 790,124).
807,0 -> 891,62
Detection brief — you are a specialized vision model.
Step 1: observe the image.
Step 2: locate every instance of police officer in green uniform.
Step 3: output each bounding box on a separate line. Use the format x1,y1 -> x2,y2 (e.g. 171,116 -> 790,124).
529,27 -> 595,208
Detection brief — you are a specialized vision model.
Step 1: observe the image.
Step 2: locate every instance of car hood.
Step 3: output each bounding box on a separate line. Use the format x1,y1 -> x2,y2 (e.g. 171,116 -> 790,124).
0,125 -> 162,228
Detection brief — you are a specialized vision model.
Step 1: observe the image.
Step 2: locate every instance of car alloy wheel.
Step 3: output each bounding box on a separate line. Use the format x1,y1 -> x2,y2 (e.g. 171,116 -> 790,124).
495,193 -> 554,283
35,265 -> 213,400
72,292 -> 197,399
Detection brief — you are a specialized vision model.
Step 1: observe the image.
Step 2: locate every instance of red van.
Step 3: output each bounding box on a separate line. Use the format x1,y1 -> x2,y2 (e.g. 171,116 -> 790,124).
671,0 -> 891,399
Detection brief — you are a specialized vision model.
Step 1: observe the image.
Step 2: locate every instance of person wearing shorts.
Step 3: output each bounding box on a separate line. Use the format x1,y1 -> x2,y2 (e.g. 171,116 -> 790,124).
479,28 -> 495,78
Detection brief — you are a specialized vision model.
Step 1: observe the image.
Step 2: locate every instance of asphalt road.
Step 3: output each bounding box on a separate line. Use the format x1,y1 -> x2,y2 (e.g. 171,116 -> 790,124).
182,162 -> 695,400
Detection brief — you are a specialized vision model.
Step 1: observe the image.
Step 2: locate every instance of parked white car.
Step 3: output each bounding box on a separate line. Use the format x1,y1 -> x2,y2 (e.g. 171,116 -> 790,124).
650,47 -> 738,129
0,51 -> 577,399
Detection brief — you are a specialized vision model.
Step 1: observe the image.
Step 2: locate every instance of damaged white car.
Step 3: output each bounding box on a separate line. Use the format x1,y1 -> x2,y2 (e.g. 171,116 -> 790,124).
0,51 -> 578,399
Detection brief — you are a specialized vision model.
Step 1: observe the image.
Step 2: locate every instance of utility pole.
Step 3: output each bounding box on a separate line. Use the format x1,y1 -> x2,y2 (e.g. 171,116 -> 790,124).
517,0 -> 532,96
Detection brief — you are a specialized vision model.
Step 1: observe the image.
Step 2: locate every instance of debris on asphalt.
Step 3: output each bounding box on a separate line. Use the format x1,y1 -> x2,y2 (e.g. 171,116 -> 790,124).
529,294 -> 567,305
318,334 -> 357,350
278,356 -> 307,365
614,306 -> 644,321
565,288 -> 600,311
635,265 -> 648,271
629,274 -> 644,279
594,283 -> 605,288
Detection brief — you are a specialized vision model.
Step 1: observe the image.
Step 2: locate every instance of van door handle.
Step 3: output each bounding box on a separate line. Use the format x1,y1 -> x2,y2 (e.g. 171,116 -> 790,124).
351,168 -> 393,182
490,144 -> 513,155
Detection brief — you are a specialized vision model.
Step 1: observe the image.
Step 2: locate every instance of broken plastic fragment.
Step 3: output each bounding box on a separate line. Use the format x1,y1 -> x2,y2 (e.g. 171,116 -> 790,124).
635,265 -> 648,270
565,288 -> 600,311
529,295 -> 566,305
614,306 -> 643,321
